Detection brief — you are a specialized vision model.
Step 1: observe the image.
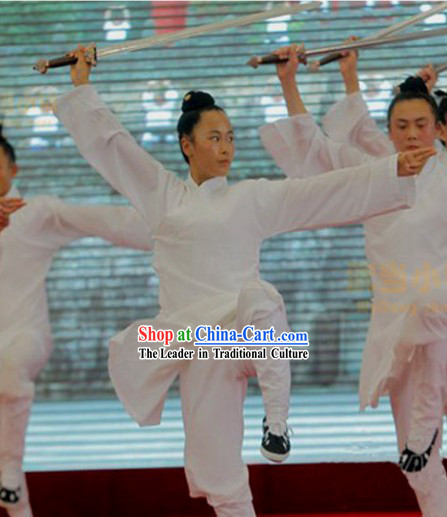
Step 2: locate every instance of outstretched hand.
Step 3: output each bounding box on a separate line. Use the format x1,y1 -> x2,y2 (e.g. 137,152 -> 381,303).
0,197 -> 25,231
397,147 -> 436,177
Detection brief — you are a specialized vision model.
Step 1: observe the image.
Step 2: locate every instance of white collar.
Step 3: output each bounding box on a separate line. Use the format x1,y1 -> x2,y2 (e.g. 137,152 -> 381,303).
186,175 -> 228,195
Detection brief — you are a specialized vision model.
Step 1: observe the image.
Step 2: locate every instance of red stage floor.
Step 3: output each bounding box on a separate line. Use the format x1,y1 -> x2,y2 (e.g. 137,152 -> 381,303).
260,514 -> 420,516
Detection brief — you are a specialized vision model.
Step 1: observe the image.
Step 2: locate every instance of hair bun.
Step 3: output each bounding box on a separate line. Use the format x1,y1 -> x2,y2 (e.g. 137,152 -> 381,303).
399,76 -> 429,95
181,91 -> 215,113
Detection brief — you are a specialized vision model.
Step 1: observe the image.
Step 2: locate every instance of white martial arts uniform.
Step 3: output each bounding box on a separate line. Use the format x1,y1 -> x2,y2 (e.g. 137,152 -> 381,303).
0,187 -> 152,517
260,98 -> 447,517
55,84 -> 415,517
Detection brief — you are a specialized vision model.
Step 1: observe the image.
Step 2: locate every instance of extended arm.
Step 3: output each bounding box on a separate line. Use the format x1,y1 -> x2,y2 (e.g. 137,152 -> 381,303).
39,198 -> 153,251
257,147 -> 435,239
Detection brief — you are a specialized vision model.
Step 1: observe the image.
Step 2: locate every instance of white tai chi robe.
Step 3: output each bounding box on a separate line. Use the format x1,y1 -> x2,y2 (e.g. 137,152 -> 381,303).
260,100 -> 447,517
55,84 -> 415,516
0,187 -> 152,517
260,109 -> 447,408
323,94 -> 447,517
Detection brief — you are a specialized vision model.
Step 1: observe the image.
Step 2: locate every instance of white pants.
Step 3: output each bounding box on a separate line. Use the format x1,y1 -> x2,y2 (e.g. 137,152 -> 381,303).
0,330 -> 49,517
390,340 -> 447,517
236,279 -> 291,424
109,280 -> 291,516
0,395 -> 32,489
0,392 -> 34,517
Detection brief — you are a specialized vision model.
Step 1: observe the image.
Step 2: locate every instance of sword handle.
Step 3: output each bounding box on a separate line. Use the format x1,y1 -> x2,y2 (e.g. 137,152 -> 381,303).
34,55 -> 78,74
247,51 -> 307,68
308,52 -> 343,72
33,45 -> 97,74
319,52 -> 344,66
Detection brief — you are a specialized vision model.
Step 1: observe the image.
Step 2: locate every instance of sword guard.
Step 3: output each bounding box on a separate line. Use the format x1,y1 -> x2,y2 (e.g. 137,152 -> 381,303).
33,44 -> 97,74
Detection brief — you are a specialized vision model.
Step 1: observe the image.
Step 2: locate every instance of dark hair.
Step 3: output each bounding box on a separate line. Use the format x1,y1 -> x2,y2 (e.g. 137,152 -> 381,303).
0,124 -> 16,164
176,91 -> 224,164
435,89 -> 447,125
387,76 -> 439,125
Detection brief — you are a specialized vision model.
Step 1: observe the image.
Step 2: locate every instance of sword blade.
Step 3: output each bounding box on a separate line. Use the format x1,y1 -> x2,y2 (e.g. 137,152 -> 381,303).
308,1 -> 447,70
96,2 -> 321,57
370,1 -> 447,40
304,26 -> 447,58
35,1 -> 321,73
435,61 -> 447,75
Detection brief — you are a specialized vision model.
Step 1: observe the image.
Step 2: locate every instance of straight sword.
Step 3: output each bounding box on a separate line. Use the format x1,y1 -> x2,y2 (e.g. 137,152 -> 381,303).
34,2 -> 321,74
247,26 -> 447,68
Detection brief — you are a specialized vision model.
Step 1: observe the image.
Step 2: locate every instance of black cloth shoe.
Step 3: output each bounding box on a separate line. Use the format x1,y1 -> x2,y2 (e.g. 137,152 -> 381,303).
0,483 -> 21,506
261,417 -> 291,463
399,428 -> 438,473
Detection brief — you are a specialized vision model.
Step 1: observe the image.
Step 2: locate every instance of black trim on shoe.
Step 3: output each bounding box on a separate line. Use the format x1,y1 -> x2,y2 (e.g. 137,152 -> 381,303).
260,418 -> 291,463
399,428 -> 439,473
0,483 -> 22,506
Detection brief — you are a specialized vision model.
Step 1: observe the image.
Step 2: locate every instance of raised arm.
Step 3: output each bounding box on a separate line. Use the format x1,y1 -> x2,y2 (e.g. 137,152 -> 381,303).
260,109 -> 369,178
256,148 -> 435,239
37,197 -> 153,251
53,47 -> 186,232
259,44 -> 369,178
322,39 -> 393,158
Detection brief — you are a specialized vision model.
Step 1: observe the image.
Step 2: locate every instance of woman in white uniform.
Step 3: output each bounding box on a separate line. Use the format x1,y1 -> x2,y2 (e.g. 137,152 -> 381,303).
260,44 -> 447,517
53,46 -> 431,517
0,127 -> 153,517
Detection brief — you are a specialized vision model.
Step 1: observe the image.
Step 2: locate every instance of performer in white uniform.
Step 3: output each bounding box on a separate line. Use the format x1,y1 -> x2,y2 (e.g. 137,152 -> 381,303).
53,46 -> 430,517
260,44 -> 447,517
0,128 -> 153,517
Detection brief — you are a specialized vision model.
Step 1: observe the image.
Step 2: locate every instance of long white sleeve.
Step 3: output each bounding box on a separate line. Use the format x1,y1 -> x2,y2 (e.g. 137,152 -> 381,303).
254,154 -> 415,239
30,197 -> 153,252
322,92 -> 393,157
54,84 -> 186,232
260,112 -> 370,178
54,200 -> 153,250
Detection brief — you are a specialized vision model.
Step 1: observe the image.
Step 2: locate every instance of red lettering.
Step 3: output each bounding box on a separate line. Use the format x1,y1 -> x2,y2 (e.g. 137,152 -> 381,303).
138,326 -> 148,342
165,329 -> 174,346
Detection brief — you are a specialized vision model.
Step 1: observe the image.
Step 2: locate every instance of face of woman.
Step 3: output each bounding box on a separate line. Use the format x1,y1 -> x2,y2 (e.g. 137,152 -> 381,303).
182,110 -> 235,185
388,99 -> 440,153
0,148 -> 18,196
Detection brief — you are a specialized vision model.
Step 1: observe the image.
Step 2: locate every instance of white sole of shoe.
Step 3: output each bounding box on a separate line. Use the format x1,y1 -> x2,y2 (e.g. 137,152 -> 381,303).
260,446 -> 290,463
